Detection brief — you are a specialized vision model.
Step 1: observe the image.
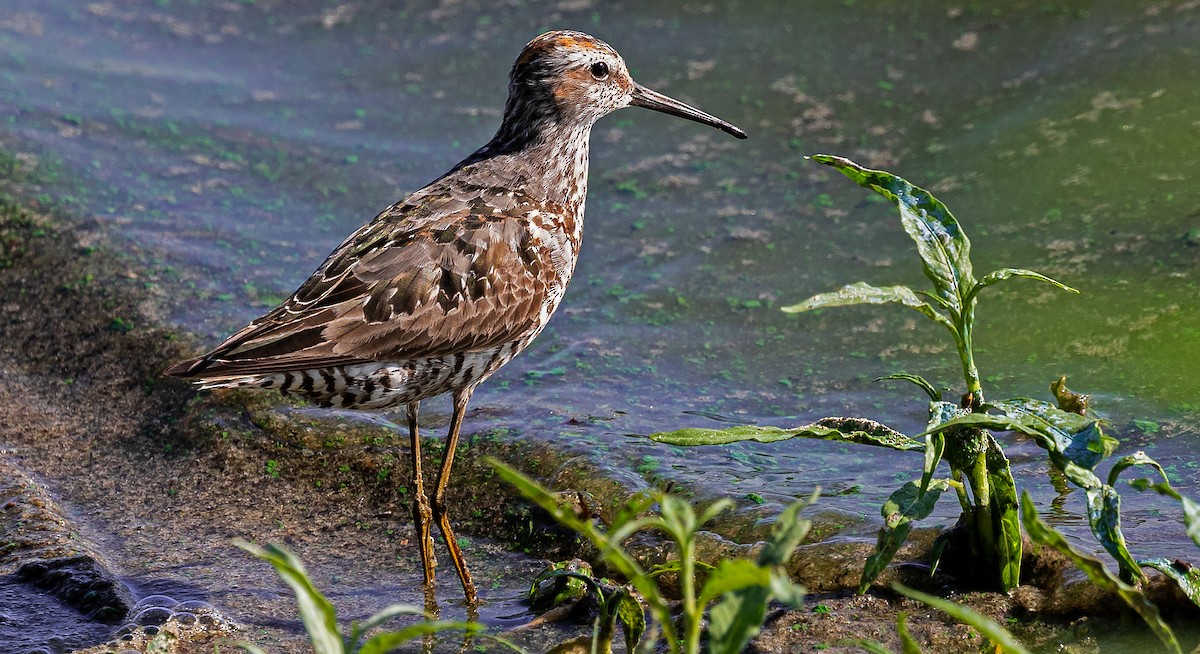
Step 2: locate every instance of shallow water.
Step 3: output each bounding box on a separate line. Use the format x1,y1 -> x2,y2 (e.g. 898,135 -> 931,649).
2,0 -> 1199,647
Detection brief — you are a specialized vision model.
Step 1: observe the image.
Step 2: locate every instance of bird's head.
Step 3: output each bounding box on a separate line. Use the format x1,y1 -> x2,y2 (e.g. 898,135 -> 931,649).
506,30 -> 746,140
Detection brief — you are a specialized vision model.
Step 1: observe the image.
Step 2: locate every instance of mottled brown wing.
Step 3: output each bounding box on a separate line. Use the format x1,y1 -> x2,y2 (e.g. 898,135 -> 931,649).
167,184 -> 568,379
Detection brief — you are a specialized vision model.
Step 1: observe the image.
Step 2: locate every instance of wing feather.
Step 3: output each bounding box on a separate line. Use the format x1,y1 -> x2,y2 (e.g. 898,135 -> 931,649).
166,184 -> 569,380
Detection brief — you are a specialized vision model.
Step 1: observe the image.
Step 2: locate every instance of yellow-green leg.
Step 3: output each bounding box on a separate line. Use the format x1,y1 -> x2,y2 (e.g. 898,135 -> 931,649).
432,387 -> 478,605
407,401 -> 438,609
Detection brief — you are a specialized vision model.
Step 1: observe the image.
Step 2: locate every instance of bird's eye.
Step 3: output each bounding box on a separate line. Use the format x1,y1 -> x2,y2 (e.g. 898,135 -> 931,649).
589,61 -> 610,80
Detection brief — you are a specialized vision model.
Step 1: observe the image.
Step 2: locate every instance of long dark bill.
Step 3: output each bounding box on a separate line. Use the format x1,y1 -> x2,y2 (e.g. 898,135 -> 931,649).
630,83 -> 748,139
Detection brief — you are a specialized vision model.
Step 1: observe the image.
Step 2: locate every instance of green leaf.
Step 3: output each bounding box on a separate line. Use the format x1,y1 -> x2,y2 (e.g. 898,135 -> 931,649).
811,154 -> 975,312
1139,558 -> 1200,608
612,588 -> 646,654
781,281 -> 955,332
926,401 -> 966,429
1107,451 -> 1169,488
704,558 -> 805,653
892,584 -> 1032,654
915,405 -> 1110,491
707,583 -> 770,654
1020,493 -> 1181,654
650,420 -> 923,452
234,540 -> 343,654
758,491 -> 818,567
986,438 -> 1022,591
877,373 -> 941,401
488,460 -> 677,649
859,480 -> 949,593
985,399 -> 1116,470
942,404 -> 1133,583
706,493 -> 814,654
658,495 -> 697,543
1128,478 -> 1200,549
768,569 -> 807,607
529,567 -> 597,610
358,621 -> 481,654
648,560 -> 683,579
697,559 -> 771,608
895,613 -> 921,654
491,465 -> 650,591
928,531 -> 952,577
608,491 -> 656,532
350,604 -> 428,645
697,498 -> 735,528
920,431 -> 945,495
1083,451 -> 1163,584
968,268 -> 1078,303
924,405 -> 1134,585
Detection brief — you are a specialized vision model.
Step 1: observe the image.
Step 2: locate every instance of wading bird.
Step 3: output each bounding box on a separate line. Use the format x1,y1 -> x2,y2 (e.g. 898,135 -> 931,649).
166,30 -> 746,606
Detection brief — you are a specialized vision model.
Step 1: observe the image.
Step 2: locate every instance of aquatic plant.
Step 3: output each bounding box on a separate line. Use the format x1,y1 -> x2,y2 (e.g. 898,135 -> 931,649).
492,459 -> 813,654
653,156 -> 1080,592
232,541 -> 490,654
507,147 -> 1200,648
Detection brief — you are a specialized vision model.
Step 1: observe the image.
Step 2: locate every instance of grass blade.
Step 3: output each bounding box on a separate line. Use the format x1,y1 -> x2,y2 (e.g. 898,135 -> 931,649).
892,584 -> 1031,654
234,540 -> 343,654
358,622 -> 481,654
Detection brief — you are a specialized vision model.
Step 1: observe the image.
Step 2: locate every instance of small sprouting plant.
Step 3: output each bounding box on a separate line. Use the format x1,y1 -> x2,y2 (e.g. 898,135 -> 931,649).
529,562 -> 646,654
492,459 -> 813,654
232,541 -> 488,654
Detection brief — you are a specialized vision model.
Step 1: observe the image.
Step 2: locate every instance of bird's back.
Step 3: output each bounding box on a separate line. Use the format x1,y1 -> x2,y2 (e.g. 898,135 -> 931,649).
165,157 -> 584,409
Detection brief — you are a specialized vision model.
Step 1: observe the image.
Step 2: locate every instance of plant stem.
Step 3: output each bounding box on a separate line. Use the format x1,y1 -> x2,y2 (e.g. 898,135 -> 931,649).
680,536 -> 700,654
948,475 -> 971,514
969,451 -> 996,565
957,307 -> 984,407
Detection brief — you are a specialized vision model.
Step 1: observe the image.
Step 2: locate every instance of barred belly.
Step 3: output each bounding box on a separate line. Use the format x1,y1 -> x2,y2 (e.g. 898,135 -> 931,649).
200,338 -> 531,410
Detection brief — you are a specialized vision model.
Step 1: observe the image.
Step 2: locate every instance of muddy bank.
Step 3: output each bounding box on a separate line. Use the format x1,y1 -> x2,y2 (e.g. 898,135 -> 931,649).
1,167 -> 1197,653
